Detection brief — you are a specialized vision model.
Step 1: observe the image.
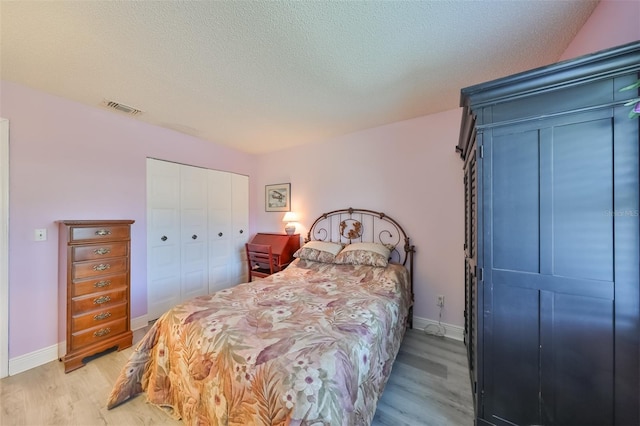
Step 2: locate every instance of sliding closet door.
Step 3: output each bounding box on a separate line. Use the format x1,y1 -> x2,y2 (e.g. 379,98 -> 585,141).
231,174 -> 249,284
179,165 -> 209,300
208,169 -> 232,292
148,160 -> 250,319
482,106 -> 639,425
148,160 -> 210,319
147,159 -> 181,320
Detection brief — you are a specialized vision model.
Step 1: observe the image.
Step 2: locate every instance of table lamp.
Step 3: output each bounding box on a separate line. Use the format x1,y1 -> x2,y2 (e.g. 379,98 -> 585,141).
282,212 -> 298,235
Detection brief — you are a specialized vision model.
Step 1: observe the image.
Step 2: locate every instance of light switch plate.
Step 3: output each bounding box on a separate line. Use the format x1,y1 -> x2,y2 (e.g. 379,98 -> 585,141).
34,228 -> 47,241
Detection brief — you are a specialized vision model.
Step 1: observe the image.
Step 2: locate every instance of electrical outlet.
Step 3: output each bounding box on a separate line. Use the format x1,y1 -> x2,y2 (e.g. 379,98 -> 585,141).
437,295 -> 445,307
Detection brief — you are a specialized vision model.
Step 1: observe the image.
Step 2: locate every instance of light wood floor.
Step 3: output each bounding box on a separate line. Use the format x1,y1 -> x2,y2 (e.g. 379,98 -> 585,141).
0,327 -> 474,426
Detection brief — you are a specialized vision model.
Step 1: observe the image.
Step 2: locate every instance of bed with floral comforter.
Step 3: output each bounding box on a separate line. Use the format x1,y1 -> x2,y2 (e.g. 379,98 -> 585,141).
107,258 -> 411,425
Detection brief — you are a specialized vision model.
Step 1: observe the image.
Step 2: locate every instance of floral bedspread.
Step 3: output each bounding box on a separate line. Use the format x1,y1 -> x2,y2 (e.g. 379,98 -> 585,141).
107,259 -> 411,426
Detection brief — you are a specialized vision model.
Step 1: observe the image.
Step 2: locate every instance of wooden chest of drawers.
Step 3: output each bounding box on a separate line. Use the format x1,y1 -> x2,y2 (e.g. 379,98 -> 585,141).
58,220 -> 134,373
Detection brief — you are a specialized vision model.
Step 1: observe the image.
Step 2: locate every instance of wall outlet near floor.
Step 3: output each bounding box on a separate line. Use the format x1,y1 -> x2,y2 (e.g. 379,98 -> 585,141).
437,295 -> 445,307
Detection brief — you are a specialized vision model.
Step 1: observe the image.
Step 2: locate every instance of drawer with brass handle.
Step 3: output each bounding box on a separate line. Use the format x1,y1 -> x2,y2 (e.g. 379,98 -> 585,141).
72,288 -> 127,314
72,242 -> 128,261
72,257 -> 128,279
71,317 -> 127,349
69,225 -> 130,243
71,302 -> 127,332
93,295 -> 111,304
72,273 -> 127,297
93,327 -> 111,337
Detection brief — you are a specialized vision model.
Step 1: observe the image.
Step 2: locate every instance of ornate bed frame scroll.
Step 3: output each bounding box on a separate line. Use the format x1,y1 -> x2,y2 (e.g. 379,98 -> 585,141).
306,207 -> 415,328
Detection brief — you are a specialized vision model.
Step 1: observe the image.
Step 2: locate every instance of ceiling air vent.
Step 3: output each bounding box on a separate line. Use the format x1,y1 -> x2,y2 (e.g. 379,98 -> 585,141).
101,99 -> 143,116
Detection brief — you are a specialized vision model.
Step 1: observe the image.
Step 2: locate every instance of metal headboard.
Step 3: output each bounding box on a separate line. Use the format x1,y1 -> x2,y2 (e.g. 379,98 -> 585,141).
305,207 -> 415,327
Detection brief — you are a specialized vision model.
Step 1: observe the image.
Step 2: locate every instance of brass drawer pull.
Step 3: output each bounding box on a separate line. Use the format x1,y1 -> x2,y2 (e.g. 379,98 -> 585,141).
93,312 -> 112,321
93,328 -> 111,337
93,295 -> 111,305
94,280 -> 111,288
93,247 -> 111,255
95,229 -> 111,236
93,263 -> 110,271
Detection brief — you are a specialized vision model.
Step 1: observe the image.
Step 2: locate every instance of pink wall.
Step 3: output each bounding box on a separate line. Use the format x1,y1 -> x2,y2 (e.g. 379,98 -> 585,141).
254,110 -> 466,326
1,81 -> 256,358
560,0 -> 640,61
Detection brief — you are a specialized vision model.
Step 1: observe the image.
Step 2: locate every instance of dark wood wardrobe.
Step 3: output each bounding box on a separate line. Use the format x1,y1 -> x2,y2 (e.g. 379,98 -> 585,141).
457,42 -> 640,426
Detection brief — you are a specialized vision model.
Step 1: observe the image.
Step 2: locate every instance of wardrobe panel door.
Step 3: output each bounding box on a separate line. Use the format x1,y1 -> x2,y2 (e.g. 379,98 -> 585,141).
542,117 -> 615,425
487,285 -> 540,426
540,292 -> 613,426
483,126 -> 543,426
552,120 -> 613,282
491,130 -> 540,273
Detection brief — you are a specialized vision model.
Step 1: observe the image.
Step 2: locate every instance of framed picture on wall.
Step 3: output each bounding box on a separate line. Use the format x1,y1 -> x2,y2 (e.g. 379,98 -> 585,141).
265,183 -> 291,212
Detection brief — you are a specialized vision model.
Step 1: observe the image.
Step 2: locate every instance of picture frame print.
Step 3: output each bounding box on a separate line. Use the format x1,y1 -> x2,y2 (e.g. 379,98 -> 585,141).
265,183 -> 291,212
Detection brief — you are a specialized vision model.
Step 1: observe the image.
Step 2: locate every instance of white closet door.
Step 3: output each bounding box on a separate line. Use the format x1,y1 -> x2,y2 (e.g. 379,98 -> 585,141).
180,165 -> 209,300
208,170 -> 232,293
147,159 -> 181,320
231,174 -> 249,284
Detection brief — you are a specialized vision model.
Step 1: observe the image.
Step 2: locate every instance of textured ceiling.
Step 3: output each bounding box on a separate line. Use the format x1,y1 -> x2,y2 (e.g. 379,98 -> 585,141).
1,1 -> 598,154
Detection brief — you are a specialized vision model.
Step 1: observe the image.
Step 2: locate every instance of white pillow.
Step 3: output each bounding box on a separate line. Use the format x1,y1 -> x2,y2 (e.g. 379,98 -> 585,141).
293,241 -> 344,263
302,240 -> 344,256
334,242 -> 391,267
341,242 -> 390,257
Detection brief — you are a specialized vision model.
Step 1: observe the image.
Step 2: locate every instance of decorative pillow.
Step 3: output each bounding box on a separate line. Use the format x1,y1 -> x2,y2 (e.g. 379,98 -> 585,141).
334,242 -> 391,267
293,241 -> 344,263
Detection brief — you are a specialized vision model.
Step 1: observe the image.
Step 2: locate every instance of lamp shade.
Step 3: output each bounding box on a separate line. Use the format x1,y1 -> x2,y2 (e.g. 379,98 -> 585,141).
282,212 -> 298,223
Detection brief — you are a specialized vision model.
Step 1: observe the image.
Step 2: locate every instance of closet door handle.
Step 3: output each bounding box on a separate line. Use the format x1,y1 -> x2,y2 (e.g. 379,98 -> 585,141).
218,232 -> 223,237
239,229 -> 244,234
192,234 -> 198,240
161,235 -> 168,241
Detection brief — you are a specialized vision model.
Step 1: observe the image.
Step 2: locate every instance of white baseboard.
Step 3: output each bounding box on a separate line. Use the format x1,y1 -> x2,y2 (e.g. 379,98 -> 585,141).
131,314 -> 150,330
10,315 -> 150,376
413,315 -> 464,341
9,343 -> 58,376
